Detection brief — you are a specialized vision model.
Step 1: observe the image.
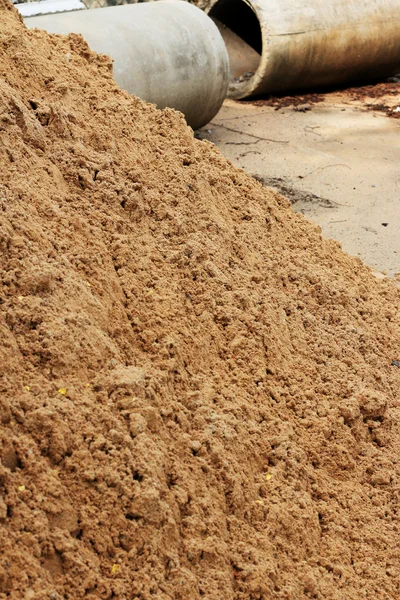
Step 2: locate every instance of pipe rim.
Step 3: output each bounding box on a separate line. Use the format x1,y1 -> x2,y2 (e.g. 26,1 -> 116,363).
206,0 -> 266,99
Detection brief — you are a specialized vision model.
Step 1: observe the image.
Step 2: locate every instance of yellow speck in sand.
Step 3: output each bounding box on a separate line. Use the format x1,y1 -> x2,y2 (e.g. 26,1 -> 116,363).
111,564 -> 119,575
265,473 -> 273,481
58,388 -> 67,395
18,485 -> 25,492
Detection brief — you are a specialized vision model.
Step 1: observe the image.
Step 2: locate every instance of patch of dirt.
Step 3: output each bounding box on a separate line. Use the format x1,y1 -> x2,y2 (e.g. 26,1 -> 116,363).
246,81 -> 400,118
245,93 -> 325,111
347,81 -> 400,118
252,176 -> 337,209
1,4 -> 400,600
347,80 -> 400,101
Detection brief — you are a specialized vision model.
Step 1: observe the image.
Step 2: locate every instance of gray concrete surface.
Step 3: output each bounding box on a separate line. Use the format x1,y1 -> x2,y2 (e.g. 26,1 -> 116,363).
198,94 -> 400,277
26,2 -> 229,130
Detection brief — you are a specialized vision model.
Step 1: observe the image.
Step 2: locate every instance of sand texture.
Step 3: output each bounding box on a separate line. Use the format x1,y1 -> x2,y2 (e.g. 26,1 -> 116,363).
1,4 -> 400,599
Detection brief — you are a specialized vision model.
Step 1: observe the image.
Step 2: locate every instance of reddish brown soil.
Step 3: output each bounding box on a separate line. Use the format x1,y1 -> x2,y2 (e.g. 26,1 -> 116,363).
1,4 -> 400,599
347,81 -> 400,101
248,82 -> 400,118
347,81 -> 400,118
247,93 -> 325,111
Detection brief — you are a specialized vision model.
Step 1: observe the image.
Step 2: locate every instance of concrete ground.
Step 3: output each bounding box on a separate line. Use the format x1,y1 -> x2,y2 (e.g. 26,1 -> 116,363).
198,93 -> 400,278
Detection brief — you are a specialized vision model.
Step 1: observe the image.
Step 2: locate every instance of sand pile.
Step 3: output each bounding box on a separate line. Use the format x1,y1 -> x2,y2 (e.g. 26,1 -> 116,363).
1,4 -> 400,599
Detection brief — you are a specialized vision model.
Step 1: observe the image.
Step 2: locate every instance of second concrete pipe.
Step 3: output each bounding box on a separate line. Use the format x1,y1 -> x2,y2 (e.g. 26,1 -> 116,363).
25,1 -> 229,130
206,0 -> 400,98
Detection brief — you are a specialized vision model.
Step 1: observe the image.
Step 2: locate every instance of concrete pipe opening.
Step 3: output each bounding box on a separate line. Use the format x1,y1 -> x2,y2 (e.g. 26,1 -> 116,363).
208,0 -> 262,99
207,0 -> 400,100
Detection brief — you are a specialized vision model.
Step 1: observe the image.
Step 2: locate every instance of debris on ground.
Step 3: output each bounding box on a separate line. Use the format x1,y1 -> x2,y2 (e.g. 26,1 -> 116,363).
248,80 -> 400,118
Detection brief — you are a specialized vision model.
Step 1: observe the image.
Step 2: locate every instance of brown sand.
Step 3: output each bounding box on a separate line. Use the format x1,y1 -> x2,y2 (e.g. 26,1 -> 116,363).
1,4 -> 400,599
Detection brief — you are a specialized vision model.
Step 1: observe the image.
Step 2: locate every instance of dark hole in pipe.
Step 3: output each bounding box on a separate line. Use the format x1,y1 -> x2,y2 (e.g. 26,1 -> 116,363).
209,0 -> 262,55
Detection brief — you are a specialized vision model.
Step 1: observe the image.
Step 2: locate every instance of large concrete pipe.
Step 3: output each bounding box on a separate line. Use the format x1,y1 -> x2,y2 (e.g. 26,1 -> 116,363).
25,2 -> 229,130
205,0 -> 400,99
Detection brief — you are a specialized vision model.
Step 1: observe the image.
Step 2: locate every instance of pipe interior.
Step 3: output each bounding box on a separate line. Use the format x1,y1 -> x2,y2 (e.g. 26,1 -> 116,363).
209,0 -> 262,84
209,0 -> 262,54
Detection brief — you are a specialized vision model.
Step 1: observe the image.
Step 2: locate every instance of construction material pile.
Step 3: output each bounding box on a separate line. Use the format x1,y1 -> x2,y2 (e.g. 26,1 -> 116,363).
1,3 -> 400,599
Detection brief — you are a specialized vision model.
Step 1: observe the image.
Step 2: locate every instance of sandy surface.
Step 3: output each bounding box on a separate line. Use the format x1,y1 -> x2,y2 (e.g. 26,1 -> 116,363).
199,92 -> 400,277
2,4 -> 400,599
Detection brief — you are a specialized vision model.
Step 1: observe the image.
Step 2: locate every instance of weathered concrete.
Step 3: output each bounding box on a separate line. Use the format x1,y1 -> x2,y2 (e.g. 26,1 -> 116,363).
206,0 -> 400,98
